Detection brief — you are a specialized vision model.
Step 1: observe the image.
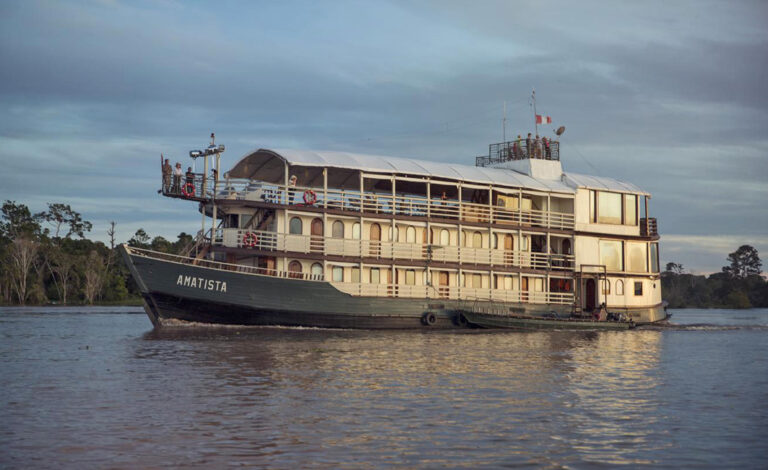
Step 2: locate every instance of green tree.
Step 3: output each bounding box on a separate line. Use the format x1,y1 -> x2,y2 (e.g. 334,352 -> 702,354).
128,229 -> 150,248
1,200 -> 42,240
39,203 -> 93,239
722,245 -> 762,278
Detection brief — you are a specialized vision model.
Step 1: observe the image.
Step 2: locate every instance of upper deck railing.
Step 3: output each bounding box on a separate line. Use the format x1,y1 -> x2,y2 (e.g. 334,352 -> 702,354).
164,178 -> 575,231
217,228 -> 575,271
476,139 -> 560,167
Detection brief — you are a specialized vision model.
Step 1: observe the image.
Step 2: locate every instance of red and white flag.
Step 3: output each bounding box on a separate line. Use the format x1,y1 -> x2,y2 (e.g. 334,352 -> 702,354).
536,114 -> 552,124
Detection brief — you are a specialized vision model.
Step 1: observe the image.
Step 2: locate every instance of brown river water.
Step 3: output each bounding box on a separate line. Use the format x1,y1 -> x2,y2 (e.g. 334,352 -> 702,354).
1,307 -> 767,469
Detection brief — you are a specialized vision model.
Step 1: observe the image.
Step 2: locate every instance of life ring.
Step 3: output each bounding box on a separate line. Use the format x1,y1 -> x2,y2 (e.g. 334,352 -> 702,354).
182,182 -> 195,197
303,189 -> 317,205
422,312 -> 437,326
242,232 -> 258,248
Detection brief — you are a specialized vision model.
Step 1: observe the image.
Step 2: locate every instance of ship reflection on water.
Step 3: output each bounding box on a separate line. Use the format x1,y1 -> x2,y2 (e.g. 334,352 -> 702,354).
139,326 -> 667,467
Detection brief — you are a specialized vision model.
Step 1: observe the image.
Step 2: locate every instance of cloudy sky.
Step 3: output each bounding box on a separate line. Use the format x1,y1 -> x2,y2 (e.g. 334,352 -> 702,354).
1,0 -> 767,273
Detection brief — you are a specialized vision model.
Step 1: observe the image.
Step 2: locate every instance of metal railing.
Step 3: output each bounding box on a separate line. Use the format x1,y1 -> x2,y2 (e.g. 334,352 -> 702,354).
187,180 -> 575,231
331,282 -> 574,305
220,228 -> 575,270
476,139 -> 560,167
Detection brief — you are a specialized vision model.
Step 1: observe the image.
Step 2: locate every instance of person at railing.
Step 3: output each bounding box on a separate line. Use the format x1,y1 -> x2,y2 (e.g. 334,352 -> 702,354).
510,140 -> 518,161
185,167 -> 195,196
543,137 -> 551,160
525,133 -> 532,158
288,175 -> 297,204
172,162 -> 183,194
162,158 -> 172,193
534,134 -> 542,158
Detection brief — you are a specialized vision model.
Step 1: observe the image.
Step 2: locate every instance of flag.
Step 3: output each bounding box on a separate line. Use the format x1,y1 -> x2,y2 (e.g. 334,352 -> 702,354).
536,115 -> 552,124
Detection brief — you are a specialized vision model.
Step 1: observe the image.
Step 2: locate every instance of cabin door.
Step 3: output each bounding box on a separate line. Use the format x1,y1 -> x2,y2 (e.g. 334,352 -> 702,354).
585,278 -> 596,312
438,271 -> 449,298
504,234 -> 513,266
369,223 -> 381,257
311,218 -> 324,252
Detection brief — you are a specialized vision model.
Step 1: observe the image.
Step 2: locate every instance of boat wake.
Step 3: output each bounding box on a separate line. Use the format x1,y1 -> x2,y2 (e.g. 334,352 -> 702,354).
642,323 -> 768,331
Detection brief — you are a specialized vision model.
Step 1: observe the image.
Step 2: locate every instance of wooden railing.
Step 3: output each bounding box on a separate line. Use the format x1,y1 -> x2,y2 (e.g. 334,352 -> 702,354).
124,245 -> 325,281
331,282 -> 574,305
194,180 -> 575,230
219,229 -> 575,270
640,218 -> 658,237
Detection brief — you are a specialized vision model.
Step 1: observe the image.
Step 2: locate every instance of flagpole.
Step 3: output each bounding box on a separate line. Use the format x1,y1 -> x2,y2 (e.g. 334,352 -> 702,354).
532,89 -> 538,135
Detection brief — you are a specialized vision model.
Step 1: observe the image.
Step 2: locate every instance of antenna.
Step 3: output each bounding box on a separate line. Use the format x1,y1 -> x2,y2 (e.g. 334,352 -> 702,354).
502,101 -> 507,142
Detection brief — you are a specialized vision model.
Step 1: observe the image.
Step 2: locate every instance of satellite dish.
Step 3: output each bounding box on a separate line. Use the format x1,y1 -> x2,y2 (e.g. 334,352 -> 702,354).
555,126 -> 566,136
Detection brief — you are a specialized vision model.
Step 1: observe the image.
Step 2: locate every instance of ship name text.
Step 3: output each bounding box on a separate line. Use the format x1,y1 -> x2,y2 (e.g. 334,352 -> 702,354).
176,274 -> 228,293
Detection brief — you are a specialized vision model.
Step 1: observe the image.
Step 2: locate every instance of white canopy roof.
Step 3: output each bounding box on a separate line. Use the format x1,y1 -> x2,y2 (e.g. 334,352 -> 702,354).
227,148 -> 648,196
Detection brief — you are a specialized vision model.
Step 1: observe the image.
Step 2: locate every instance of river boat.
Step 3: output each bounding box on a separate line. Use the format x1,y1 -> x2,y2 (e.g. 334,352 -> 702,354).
121,131 -> 666,329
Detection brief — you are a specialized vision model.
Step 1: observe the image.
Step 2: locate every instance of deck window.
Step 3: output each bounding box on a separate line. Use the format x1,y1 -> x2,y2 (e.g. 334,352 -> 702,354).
352,222 -> 361,239
627,242 -> 647,272
289,217 -> 303,235
351,267 -> 360,283
310,263 -> 323,279
624,194 -> 637,225
332,266 -> 343,282
602,280 -> 611,295
634,281 -> 643,296
616,280 -> 624,295
370,268 -> 380,284
405,269 -> 416,285
332,220 -> 344,238
650,243 -> 659,273
599,240 -> 624,271
473,231 -> 483,248
598,192 -> 622,224
589,190 -> 596,223
440,229 -> 450,246
406,226 -> 416,243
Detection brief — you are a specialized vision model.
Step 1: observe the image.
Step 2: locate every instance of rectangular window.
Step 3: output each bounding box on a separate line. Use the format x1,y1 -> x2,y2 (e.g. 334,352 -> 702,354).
626,242 -> 648,272
370,268 -> 380,284
634,281 -> 643,296
624,194 -> 637,225
599,240 -> 624,271
405,270 -> 416,285
589,190 -> 596,223
650,243 -> 659,273
351,267 -> 360,283
332,266 -> 343,282
598,192 -> 622,224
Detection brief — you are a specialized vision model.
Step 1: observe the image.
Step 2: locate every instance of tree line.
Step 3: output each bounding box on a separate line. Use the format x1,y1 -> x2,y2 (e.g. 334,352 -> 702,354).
0,200 -> 192,306
662,245 -> 767,309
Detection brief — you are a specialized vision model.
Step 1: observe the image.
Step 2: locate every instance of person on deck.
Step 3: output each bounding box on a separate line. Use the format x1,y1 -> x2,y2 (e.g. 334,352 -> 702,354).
544,137 -> 551,160
288,175 -> 297,204
525,133 -> 532,158
162,158 -> 172,193
185,167 -> 195,196
172,162 -> 183,194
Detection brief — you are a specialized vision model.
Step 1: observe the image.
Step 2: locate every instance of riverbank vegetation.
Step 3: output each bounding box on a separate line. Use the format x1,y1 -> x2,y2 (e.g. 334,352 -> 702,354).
2,199 -> 766,308
662,245 -> 767,309
0,200 -> 191,306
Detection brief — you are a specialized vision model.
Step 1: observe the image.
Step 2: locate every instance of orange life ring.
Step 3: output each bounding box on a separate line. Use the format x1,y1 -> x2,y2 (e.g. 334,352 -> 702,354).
242,232 -> 258,248
303,189 -> 317,205
182,182 -> 195,197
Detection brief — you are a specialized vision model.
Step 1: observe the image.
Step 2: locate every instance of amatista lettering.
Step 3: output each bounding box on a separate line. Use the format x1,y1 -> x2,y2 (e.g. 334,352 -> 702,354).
176,275 -> 227,292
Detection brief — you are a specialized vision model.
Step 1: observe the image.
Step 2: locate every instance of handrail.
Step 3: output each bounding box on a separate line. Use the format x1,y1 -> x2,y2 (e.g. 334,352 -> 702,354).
124,245 -> 325,281
331,282 -> 574,305
167,178 -> 576,231
220,228 -> 576,270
